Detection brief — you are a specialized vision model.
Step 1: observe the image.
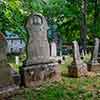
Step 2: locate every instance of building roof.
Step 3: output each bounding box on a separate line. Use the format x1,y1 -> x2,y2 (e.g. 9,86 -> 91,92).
5,31 -> 24,40
5,31 -> 14,36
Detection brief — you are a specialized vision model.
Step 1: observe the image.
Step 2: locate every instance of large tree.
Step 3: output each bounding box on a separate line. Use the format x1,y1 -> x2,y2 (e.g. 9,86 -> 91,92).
0,0 -> 99,44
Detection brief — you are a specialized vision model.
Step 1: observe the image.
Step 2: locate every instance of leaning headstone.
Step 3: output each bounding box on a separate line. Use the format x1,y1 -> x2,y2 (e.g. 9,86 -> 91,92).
20,12 -> 60,87
68,40 -> 88,77
0,32 -> 18,97
88,38 -> 100,72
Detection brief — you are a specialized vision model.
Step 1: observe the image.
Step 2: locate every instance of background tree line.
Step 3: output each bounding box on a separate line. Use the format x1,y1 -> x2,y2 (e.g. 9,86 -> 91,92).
0,0 -> 100,47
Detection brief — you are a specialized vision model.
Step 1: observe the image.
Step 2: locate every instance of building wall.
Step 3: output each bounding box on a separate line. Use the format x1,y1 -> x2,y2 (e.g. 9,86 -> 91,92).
6,36 -> 25,54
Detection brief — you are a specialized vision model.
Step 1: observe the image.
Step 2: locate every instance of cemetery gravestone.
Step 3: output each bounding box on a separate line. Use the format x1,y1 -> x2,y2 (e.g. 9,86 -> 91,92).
68,40 -> 88,77
21,12 -> 59,87
26,13 -> 50,64
91,38 -> 99,64
50,41 -> 57,57
0,32 -> 18,96
88,38 -> 100,72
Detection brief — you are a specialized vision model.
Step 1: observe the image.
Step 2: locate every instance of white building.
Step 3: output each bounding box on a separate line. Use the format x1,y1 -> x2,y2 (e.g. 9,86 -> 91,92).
5,31 -> 25,54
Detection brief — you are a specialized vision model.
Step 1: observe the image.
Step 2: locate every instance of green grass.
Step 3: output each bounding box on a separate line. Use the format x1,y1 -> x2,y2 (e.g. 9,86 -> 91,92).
9,63 -> 22,72
11,56 -> 100,100
11,76 -> 100,100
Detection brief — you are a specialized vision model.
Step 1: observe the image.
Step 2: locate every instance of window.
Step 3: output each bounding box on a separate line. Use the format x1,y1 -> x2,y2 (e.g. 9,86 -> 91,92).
19,48 -> 22,52
20,40 -> 22,44
11,48 -> 13,53
11,39 -> 13,43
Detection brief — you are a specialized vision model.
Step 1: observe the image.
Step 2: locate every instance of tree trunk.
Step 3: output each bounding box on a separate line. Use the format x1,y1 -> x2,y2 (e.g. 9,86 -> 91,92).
93,0 -> 98,38
80,0 -> 88,51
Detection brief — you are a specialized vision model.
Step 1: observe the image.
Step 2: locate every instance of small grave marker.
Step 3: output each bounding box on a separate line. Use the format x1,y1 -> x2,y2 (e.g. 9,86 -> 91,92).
68,40 -> 88,77
88,38 -> 100,72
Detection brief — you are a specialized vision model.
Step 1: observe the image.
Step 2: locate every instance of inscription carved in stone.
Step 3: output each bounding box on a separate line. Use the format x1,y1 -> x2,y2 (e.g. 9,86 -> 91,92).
26,12 -> 49,65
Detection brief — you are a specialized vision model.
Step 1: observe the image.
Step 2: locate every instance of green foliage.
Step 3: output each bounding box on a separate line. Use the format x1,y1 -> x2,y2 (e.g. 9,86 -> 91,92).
0,0 -> 99,43
0,0 -> 27,41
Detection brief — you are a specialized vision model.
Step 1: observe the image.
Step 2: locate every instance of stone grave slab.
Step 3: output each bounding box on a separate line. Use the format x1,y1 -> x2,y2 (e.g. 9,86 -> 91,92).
68,40 -> 88,77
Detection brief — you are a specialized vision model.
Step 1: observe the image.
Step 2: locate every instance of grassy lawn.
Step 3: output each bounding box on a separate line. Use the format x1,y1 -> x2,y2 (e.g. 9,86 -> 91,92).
10,55 -> 100,100
11,75 -> 100,100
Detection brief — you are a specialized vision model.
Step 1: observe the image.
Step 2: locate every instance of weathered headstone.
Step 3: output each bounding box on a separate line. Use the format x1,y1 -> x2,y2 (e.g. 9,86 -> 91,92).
91,38 -> 99,64
88,38 -> 100,72
50,41 -> 57,57
25,13 -> 50,64
0,32 -> 18,96
68,40 -> 88,77
20,12 -> 59,87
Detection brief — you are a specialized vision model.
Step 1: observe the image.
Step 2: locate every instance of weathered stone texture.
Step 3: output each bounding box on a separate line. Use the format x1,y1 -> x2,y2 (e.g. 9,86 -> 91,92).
68,41 -> 88,77
0,33 -> 18,96
21,12 -> 60,87
88,38 -> 100,72
26,12 -> 49,64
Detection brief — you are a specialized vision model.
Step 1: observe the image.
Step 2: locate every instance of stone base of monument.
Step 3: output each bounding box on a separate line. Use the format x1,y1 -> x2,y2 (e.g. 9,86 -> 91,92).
20,62 -> 60,87
88,63 -> 100,73
0,85 -> 19,98
68,64 -> 88,77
